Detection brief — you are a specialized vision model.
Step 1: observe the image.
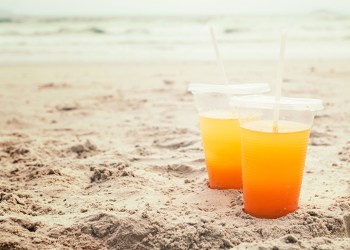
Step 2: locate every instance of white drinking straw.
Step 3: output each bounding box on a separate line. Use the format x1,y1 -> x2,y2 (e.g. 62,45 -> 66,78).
209,26 -> 229,84
273,30 -> 287,133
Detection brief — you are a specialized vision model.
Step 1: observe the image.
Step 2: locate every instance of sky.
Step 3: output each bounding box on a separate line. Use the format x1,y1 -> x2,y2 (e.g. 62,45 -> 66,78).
1,0 -> 350,17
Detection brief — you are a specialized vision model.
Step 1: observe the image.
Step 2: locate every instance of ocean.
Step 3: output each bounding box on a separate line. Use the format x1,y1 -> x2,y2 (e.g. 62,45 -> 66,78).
0,14 -> 349,63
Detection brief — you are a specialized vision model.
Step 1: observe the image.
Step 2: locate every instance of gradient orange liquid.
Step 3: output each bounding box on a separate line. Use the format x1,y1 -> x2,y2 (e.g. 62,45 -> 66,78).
241,120 -> 310,218
199,115 -> 242,189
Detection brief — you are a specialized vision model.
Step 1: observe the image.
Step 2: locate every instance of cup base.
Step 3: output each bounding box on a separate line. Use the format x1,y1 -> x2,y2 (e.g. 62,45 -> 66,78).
243,207 -> 298,219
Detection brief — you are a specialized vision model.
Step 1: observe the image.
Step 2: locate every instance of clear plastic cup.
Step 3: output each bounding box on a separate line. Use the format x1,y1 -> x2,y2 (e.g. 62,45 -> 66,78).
188,83 -> 270,189
230,95 -> 323,218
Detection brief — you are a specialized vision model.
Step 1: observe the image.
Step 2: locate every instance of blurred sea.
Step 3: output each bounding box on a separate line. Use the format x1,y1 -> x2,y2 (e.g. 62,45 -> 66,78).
0,14 -> 349,63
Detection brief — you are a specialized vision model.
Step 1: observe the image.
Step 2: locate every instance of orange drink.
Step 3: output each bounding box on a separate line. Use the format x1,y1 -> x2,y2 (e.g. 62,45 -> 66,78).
199,114 -> 242,189
188,83 -> 271,190
231,95 -> 323,218
241,120 -> 310,218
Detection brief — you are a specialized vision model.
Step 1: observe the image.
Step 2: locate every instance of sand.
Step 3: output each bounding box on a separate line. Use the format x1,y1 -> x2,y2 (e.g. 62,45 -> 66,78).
0,60 -> 349,249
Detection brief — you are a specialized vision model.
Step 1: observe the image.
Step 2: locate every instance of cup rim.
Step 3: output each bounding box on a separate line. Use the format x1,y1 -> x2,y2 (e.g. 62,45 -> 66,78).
230,95 -> 324,111
188,83 -> 270,95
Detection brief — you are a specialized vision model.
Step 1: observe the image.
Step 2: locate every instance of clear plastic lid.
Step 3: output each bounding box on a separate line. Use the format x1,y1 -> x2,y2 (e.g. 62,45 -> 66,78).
188,83 -> 270,95
230,95 -> 323,111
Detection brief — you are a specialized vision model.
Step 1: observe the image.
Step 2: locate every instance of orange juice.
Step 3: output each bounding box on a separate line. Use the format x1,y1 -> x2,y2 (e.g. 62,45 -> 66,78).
199,113 -> 242,189
241,120 -> 310,218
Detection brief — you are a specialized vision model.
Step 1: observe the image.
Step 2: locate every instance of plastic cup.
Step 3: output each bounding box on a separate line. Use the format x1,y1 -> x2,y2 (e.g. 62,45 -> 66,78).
188,83 -> 270,190
230,95 -> 323,218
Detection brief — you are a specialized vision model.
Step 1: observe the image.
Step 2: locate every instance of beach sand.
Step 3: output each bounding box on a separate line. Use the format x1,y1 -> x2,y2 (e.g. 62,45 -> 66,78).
0,60 -> 349,249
